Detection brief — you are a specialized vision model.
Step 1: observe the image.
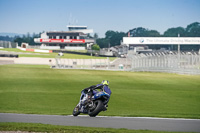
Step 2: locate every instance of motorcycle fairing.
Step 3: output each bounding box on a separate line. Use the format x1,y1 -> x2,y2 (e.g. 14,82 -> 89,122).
93,91 -> 110,100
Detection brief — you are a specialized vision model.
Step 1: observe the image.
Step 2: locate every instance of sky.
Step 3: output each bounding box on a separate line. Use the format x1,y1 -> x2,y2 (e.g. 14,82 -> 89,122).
0,0 -> 200,37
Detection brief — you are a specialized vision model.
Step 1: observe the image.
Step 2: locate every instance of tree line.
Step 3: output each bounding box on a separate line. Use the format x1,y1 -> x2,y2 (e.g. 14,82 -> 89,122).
0,32 -> 41,46
1,22 -> 200,50
96,22 -> 200,51
0,36 -> 15,41
14,33 -> 41,46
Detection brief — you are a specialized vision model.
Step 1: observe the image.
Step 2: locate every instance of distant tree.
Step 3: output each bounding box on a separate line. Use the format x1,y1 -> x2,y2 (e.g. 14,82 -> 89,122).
185,22 -> 200,37
105,30 -> 126,47
128,27 -> 160,37
0,36 -> 14,41
14,33 -> 40,46
105,30 -> 116,39
96,38 -> 110,48
87,33 -> 93,38
128,27 -> 148,37
93,33 -> 98,39
26,32 -> 31,43
163,27 -> 186,37
183,22 -> 200,50
14,36 -> 23,46
92,44 -> 100,51
147,30 -> 161,37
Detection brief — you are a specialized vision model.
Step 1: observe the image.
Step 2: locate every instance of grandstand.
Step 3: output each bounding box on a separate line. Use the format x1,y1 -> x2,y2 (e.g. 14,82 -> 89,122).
34,25 -> 95,50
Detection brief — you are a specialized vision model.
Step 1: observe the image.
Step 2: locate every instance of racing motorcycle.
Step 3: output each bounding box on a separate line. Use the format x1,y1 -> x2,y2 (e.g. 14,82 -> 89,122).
72,87 -> 110,117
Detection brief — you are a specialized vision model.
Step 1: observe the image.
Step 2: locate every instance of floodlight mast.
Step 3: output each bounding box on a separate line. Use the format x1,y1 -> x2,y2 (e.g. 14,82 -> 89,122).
178,34 -> 180,68
178,34 -> 180,55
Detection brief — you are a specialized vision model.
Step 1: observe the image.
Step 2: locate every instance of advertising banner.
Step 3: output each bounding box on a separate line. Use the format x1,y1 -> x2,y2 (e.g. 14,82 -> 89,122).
40,39 -> 85,43
123,37 -> 200,45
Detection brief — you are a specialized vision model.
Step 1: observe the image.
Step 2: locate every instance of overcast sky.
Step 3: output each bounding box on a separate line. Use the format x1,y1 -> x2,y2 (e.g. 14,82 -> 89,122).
0,0 -> 200,37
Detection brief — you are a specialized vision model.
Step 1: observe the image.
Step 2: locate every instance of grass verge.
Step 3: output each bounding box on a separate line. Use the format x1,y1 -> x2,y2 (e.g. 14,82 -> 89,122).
0,48 -> 116,60
0,122 -> 192,133
0,64 -> 200,118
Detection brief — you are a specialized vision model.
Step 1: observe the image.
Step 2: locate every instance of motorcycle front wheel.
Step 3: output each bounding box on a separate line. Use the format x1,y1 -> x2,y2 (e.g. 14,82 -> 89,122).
88,100 -> 103,117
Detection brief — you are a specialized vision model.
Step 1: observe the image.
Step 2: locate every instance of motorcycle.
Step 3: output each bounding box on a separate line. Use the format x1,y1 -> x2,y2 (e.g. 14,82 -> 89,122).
72,87 -> 110,117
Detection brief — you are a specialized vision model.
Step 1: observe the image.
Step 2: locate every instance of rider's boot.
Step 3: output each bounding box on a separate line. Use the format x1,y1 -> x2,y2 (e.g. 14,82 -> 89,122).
102,104 -> 108,111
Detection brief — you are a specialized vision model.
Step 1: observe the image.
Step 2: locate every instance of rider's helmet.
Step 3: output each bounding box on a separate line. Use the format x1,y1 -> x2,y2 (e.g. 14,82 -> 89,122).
102,80 -> 109,86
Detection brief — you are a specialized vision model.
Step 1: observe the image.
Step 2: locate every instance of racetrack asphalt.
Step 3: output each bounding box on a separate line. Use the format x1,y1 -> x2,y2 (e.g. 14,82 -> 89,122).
0,113 -> 200,132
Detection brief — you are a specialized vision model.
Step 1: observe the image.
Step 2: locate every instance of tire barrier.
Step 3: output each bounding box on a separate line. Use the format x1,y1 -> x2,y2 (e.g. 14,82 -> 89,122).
17,47 -> 53,53
0,54 -> 18,58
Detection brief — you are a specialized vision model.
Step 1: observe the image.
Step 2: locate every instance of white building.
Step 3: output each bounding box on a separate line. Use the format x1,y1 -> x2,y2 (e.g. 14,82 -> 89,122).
34,25 -> 95,50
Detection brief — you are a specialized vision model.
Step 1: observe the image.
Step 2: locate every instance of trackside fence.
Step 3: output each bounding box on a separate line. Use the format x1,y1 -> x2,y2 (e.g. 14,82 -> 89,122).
54,57 -> 109,70
53,56 -> 132,70
128,52 -> 200,75
53,52 -> 200,75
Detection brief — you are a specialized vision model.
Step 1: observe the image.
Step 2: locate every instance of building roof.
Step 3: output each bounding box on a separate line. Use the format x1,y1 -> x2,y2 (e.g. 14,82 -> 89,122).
46,31 -> 85,36
67,25 -> 87,28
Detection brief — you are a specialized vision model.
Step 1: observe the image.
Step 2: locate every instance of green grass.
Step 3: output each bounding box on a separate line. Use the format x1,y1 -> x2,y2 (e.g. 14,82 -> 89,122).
0,64 -> 200,118
0,123 -> 193,133
1,48 -> 116,60
19,52 -> 114,59
1,48 -> 33,53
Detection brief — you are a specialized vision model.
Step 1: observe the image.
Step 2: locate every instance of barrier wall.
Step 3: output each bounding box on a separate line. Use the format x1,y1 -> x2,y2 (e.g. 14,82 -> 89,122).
17,46 -> 52,53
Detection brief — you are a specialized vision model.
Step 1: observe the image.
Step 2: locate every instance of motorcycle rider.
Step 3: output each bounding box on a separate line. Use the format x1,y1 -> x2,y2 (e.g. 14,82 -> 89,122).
82,80 -> 111,109
85,80 -> 111,98
73,80 -> 111,116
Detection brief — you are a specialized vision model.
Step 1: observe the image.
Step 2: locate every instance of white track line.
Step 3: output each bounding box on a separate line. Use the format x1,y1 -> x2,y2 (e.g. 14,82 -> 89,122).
67,115 -> 200,121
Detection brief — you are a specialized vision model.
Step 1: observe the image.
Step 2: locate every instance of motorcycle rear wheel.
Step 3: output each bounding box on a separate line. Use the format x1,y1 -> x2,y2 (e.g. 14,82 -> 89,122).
88,100 -> 103,117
